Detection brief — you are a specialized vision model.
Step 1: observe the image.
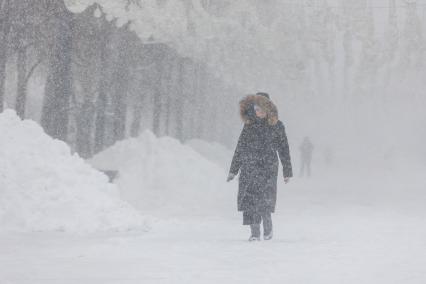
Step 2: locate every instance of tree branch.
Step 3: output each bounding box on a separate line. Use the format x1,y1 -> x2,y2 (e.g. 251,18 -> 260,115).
24,56 -> 43,84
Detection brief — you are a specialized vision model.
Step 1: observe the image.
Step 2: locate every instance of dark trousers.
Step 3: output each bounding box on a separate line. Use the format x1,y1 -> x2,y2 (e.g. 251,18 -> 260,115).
300,158 -> 311,177
243,211 -> 272,237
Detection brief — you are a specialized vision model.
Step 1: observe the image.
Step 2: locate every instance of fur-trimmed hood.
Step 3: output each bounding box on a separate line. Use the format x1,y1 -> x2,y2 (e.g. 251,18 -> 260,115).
240,95 -> 278,126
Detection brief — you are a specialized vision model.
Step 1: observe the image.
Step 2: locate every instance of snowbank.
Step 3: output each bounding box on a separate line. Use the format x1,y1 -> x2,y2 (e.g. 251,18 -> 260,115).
185,139 -> 232,169
0,110 -> 146,233
89,131 -> 235,217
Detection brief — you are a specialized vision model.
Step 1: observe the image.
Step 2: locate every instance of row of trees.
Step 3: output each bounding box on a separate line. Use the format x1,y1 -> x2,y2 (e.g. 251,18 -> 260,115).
0,0 -> 240,158
2,0 -> 426,159
274,0 -> 426,103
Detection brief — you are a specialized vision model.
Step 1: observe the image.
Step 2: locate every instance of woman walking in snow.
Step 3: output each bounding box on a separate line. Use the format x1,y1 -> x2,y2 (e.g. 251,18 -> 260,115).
227,93 -> 293,241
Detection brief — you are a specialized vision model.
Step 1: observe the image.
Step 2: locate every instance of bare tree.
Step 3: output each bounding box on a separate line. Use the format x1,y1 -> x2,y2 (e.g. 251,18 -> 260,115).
94,15 -> 114,153
13,1 -> 50,118
41,0 -> 74,141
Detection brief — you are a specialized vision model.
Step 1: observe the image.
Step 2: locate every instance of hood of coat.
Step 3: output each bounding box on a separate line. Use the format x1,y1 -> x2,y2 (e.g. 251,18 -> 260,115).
240,95 -> 278,126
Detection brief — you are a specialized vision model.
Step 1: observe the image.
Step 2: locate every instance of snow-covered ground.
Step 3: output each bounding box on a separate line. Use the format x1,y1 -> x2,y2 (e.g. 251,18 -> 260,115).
1,111 -> 426,283
1,167 -> 426,283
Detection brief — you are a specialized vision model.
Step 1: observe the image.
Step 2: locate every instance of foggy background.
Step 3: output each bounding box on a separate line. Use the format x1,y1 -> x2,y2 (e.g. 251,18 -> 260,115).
1,0 -> 425,170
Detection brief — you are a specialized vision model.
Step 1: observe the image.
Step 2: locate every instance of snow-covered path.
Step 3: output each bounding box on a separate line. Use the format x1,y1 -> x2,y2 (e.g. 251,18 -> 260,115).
1,170 -> 426,284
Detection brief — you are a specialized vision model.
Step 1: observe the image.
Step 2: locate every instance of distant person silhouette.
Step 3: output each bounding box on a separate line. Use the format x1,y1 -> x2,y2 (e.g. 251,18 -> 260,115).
299,137 -> 314,177
324,145 -> 333,166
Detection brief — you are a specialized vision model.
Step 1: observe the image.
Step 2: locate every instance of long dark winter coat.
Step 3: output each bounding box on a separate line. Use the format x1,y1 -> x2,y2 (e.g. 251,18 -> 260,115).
229,95 -> 293,213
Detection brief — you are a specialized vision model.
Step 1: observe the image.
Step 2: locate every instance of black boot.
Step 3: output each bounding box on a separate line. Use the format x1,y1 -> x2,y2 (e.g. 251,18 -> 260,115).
249,224 -> 261,241
262,213 -> 273,240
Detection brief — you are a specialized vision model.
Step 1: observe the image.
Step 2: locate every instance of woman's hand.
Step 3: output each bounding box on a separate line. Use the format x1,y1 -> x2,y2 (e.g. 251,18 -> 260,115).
284,177 -> 290,184
227,173 -> 236,182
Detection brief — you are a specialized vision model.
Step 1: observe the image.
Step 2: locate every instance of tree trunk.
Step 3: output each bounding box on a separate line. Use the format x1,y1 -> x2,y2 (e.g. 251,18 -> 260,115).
75,95 -> 95,158
175,58 -> 185,141
164,93 -> 172,136
152,84 -> 162,136
111,64 -> 129,143
187,61 -> 197,140
152,53 -> 165,136
130,96 -> 143,137
94,90 -> 107,153
110,30 -> 131,144
0,0 -> 11,112
15,47 -> 27,118
75,61 -> 96,158
94,20 -> 111,153
41,4 -> 73,141
0,41 -> 7,112
163,55 -> 176,137
195,63 -> 207,139
73,4 -> 101,158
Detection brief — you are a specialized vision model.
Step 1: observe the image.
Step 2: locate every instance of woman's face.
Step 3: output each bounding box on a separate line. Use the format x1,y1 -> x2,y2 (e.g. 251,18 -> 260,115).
254,105 -> 267,119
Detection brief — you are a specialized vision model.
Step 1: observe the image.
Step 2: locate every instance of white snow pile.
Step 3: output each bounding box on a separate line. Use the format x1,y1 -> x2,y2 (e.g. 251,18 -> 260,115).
0,110 -> 146,233
89,131 -> 235,217
185,139 -> 233,169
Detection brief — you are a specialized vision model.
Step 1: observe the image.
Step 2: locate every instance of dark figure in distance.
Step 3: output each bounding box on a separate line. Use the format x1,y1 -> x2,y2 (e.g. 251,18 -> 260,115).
227,93 -> 293,241
299,137 -> 314,177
